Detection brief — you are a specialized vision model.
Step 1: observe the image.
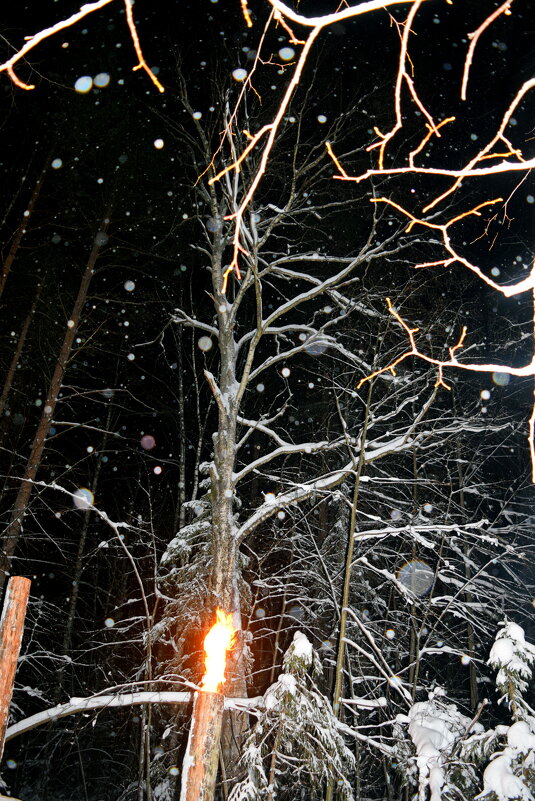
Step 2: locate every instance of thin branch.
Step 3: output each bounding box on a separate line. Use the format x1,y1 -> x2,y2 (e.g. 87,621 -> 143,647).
461,0 -> 514,100
0,0 -> 163,92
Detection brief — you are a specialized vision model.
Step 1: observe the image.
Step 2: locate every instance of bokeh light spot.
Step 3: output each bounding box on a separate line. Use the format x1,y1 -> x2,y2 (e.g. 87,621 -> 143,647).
74,76 -> 93,93
279,47 -> 295,61
397,560 -> 434,596
492,372 -> 510,386
94,72 -> 110,87
198,336 -> 213,352
73,488 -> 94,510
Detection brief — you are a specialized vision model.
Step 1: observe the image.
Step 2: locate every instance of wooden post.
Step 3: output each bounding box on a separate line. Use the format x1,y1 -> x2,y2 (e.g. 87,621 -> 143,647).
0,577 -> 31,761
179,690 -> 224,801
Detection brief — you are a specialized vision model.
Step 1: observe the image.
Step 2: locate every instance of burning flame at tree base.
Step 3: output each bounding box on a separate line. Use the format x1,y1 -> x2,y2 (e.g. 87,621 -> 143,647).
201,609 -> 236,694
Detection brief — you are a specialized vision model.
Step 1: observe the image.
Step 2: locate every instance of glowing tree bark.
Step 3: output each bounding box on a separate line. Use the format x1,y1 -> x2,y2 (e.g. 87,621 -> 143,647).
180,612 -> 235,801
180,690 -> 224,801
0,576 -> 30,761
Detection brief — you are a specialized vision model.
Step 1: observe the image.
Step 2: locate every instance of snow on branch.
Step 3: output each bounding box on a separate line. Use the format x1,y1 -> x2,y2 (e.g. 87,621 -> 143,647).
358,298 -> 535,480
236,460 -> 360,542
233,438 -> 338,485
236,387 -> 442,541
5,691 -> 263,744
172,309 -> 219,338
266,0 -> 425,30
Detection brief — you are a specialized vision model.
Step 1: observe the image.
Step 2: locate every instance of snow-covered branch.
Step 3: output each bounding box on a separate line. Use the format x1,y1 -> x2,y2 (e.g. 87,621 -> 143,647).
233,438 -> 340,485
266,0 -> 424,28
172,309 -> 219,338
5,691 -> 263,743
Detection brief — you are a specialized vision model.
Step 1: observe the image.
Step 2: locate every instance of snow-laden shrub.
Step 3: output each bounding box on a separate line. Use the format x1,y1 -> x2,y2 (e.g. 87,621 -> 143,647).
475,621 -> 535,801
399,687 -> 484,801
395,622 -> 535,801
489,622 -> 535,722
228,632 -> 355,801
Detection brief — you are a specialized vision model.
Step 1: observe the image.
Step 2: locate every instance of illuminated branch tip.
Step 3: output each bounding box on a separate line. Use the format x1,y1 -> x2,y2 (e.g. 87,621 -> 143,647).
241,0 -> 254,28
0,0 -> 163,93
273,9 -> 306,44
461,0 -> 514,100
326,141 -> 350,179
124,0 -> 164,92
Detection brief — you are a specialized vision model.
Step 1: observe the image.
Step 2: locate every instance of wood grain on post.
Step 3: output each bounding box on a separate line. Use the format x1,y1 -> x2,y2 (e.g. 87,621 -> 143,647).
0,577 -> 31,761
179,690 -> 224,801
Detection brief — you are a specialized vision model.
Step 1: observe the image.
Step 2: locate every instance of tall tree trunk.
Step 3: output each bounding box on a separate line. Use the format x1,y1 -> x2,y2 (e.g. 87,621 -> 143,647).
205,235 -> 248,786
0,218 -> 109,592
172,321 -> 187,533
0,283 -> 42,421
456,437 -> 478,709
325,382 -> 373,801
0,152 -> 51,301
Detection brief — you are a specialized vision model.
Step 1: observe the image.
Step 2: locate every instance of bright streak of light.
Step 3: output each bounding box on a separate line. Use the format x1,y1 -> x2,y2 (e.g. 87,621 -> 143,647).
201,609 -> 236,694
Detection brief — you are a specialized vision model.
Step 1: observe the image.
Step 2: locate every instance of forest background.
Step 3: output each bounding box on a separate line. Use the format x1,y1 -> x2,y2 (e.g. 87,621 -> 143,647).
0,0 -> 534,799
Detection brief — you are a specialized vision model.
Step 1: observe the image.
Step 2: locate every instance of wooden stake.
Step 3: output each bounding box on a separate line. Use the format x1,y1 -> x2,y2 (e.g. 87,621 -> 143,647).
0,577 -> 31,762
179,690 -> 224,801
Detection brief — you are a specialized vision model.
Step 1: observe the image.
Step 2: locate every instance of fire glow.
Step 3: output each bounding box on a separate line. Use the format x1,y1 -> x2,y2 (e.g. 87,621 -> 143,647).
201,609 -> 236,694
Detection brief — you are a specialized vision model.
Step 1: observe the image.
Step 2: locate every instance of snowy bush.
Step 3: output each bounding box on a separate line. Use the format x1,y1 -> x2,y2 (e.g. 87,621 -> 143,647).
398,687 -> 484,801
395,623 -> 535,801
475,622 -> 535,801
488,622 -> 535,722
228,632 -> 355,801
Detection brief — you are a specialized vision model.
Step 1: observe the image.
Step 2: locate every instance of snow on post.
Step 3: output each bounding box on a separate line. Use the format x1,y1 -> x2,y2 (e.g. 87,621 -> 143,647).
0,576 -> 31,761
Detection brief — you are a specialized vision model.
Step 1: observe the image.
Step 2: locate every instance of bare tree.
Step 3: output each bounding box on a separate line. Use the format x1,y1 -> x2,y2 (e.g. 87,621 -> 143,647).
0,3 -> 532,800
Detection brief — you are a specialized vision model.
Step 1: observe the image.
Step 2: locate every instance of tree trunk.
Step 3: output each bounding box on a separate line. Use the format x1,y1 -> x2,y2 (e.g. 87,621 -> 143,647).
179,691 -> 224,801
0,152 -> 51,301
325,382 -> 373,801
0,283 -> 42,421
207,236 -> 248,785
456,437 -> 478,709
0,576 -> 31,761
0,218 -> 109,592
173,321 -> 187,532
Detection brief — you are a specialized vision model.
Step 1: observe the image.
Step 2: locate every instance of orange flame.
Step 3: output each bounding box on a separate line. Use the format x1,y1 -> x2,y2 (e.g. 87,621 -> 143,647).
201,609 -> 236,694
